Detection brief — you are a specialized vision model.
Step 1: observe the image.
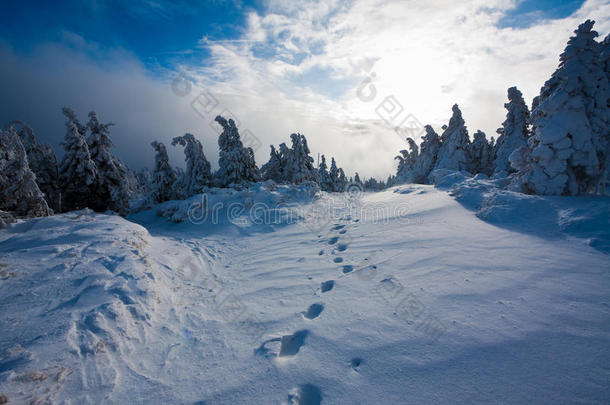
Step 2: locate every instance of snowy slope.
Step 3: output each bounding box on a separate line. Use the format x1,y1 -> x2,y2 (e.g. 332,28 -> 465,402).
1,186 -> 609,404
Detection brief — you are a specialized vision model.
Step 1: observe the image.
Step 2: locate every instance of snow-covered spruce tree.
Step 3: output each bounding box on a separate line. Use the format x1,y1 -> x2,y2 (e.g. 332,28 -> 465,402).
434,104 -> 472,173
135,167 -> 152,197
215,115 -> 259,187
7,120 -> 59,211
337,168 -> 348,191
172,133 -> 211,197
353,172 -> 363,186
0,128 -> 51,217
395,138 -> 419,184
278,143 -> 291,182
385,174 -> 395,188
87,111 -> 131,216
316,154 -> 333,191
284,133 -> 316,184
470,130 -> 494,176
493,87 -> 530,177
58,108 -> 98,212
150,141 -> 177,203
512,20 -> 608,195
329,157 -> 339,191
412,125 -> 441,183
261,145 -> 284,182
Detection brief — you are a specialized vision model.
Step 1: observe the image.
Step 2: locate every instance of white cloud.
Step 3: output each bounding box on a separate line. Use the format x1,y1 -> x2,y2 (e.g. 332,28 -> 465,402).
1,0 -> 608,181
192,0 -> 610,179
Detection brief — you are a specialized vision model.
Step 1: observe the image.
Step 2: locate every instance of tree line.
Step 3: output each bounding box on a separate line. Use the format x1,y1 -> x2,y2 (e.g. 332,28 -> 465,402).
1,20 -> 608,224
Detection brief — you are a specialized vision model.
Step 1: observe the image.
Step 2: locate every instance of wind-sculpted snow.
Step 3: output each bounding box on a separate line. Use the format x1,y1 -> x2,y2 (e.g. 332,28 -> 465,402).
445,174 -> 610,254
1,185 -> 609,403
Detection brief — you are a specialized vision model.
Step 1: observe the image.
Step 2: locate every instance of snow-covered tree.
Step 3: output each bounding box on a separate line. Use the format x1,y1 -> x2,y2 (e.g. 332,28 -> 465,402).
172,133 -> 211,197
470,130 -> 494,176
434,104 -> 471,173
284,133 -> 316,184
7,120 -> 59,211
87,111 -> 131,216
261,145 -> 284,182
0,128 -> 51,217
316,154 -> 333,191
150,141 -> 177,203
363,177 -> 385,191
413,125 -> 441,183
215,115 -> 259,186
386,174 -> 395,188
329,157 -> 340,191
353,172 -> 363,186
493,86 -> 530,177
512,20 -> 608,195
395,138 -> 419,184
136,167 -> 152,196
337,168 -> 348,191
58,108 -> 98,212
278,143 -> 291,179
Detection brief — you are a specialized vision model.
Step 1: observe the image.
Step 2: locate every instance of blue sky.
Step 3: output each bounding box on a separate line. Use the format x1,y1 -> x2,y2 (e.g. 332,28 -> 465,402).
0,0 -> 586,71
0,0 -> 606,178
0,0 -> 264,69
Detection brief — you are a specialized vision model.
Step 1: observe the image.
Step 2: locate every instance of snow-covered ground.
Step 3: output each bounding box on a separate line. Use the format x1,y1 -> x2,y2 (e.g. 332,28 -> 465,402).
1,184 -> 609,404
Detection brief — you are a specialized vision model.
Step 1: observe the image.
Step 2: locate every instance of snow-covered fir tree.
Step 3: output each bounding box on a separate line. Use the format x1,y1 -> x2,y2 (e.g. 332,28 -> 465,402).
58,108 -> 98,212
135,167 -> 152,197
172,133 -> 211,197
395,138 -> 419,184
434,104 -> 471,173
261,145 -> 284,182
215,115 -> 259,186
493,86 -> 530,177
337,168 -> 348,191
150,141 -> 177,203
385,174 -> 395,188
0,128 -> 51,217
317,154 -> 333,191
6,120 -> 59,211
413,125 -> 441,183
512,20 -> 608,195
329,157 -> 340,191
278,143 -> 291,180
353,172 -> 363,186
87,111 -> 131,216
284,133 -> 316,184
470,130 -> 494,176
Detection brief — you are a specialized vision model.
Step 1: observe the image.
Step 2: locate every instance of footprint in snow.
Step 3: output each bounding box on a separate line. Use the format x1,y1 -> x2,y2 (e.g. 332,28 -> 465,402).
337,243 -> 347,252
320,280 -> 334,292
350,357 -> 363,371
279,330 -> 309,356
333,257 -> 343,263
303,303 -> 324,319
255,330 -> 309,358
286,384 -> 322,405
342,265 -> 354,274
328,236 -> 339,245
339,229 -> 347,234
332,224 -> 345,230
